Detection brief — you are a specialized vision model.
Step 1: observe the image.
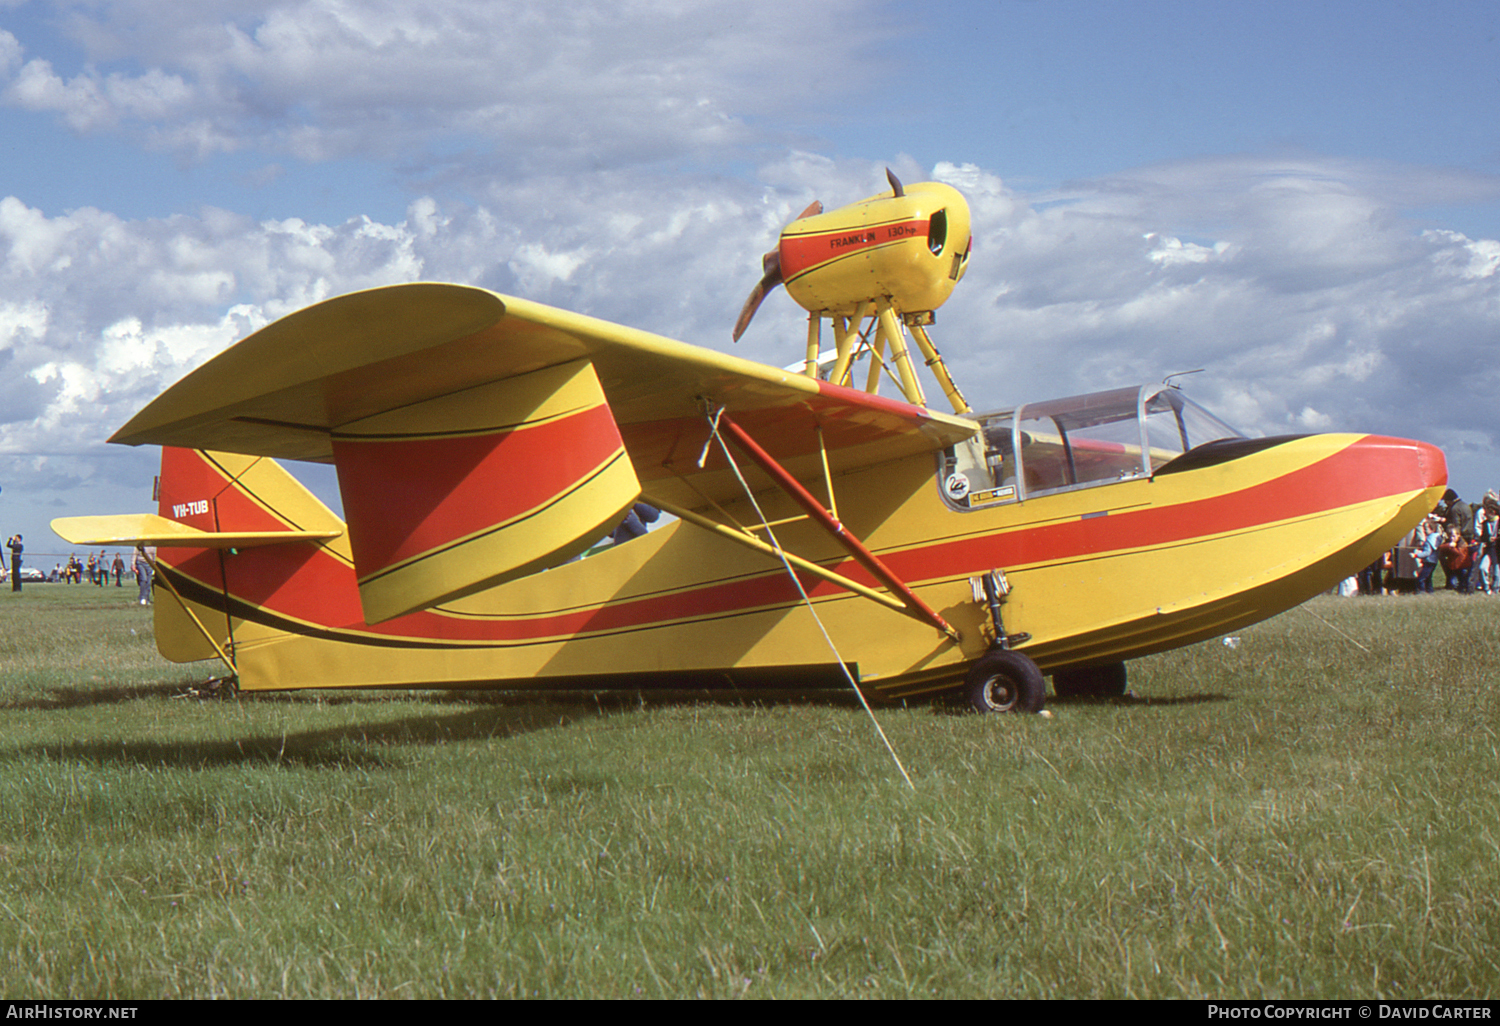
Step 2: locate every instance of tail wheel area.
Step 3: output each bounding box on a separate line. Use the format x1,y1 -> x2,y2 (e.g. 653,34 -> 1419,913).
1051,661 -> 1129,699
963,649 -> 1047,714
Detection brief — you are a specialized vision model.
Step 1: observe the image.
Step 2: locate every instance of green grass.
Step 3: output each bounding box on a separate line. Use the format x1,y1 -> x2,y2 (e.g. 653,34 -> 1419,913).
2,584 -> 1498,998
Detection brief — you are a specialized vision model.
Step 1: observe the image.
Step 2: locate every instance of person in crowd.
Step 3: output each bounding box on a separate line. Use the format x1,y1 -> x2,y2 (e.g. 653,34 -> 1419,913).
1436,488 -> 1471,537
1438,524 -> 1473,593
133,547 -> 154,605
1468,506 -> 1494,594
1414,516 -> 1444,594
5,534 -> 21,592
1357,553 -> 1386,596
610,503 -> 661,545
1479,493 -> 1500,595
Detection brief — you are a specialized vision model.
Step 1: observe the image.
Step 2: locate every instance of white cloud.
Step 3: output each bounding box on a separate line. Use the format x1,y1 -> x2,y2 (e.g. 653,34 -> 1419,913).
1146,234 -> 1229,266
1425,230 -> 1500,281
0,0 -> 1494,560
3,150 -> 1492,469
1295,407 -> 1334,430
508,243 -> 591,293
0,29 -> 21,76
0,298 -> 47,349
1,0 -> 877,171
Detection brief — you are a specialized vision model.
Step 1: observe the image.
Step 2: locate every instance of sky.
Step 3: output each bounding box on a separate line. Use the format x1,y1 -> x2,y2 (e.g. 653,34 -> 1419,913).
0,0 -> 1497,560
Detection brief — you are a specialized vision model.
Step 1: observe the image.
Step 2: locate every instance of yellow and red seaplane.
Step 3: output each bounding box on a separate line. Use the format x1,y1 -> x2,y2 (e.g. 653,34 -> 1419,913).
54,174 -> 1445,713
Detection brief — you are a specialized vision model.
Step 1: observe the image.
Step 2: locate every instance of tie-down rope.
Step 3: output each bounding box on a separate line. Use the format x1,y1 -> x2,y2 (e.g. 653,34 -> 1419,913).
704,408 -> 915,791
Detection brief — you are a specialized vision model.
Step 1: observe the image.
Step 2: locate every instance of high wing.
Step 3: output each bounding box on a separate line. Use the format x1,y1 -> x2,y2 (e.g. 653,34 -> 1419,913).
108,283 -> 979,624
110,283 -> 977,500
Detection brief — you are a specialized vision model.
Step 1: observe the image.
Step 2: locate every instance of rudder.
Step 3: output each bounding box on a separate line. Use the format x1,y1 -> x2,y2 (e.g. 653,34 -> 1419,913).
152,448 -> 352,664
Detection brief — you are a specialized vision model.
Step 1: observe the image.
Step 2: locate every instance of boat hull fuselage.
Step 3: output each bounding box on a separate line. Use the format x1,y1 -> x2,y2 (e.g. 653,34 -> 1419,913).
152,431 -> 1445,696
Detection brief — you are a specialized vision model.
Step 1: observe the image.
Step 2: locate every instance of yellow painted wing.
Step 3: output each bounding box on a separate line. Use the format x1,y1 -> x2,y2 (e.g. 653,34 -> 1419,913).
109,283 -> 979,511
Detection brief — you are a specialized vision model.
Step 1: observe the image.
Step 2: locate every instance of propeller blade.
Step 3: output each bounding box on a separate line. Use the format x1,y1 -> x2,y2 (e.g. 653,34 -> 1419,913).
730,199 -> 820,341
733,250 -> 783,342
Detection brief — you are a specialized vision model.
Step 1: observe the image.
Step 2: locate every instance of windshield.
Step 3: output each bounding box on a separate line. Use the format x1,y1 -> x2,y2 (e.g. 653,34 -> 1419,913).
938,384 -> 1243,509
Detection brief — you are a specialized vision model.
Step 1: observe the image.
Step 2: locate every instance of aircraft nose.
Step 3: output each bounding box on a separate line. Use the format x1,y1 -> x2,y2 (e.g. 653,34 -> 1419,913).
1354,434 -> 1447,496
1415,438 -> 1447,492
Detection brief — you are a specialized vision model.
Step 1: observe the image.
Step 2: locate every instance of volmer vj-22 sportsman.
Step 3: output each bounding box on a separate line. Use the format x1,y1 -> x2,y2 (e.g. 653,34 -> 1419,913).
55,172 -> 1446,713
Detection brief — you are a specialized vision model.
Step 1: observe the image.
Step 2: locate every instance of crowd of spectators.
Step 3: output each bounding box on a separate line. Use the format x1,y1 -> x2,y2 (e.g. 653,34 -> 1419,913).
1354,488 -> 1499,595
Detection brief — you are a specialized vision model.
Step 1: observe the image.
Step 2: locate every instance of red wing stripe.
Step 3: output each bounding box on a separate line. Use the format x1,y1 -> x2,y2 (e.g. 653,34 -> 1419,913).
335,402 -> 623,574
355,450 -> 630,589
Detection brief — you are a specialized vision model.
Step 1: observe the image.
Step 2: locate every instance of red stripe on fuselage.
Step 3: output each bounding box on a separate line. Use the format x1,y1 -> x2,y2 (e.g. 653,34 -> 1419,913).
908,434 -> 1438,576
195,434 -> 1436,645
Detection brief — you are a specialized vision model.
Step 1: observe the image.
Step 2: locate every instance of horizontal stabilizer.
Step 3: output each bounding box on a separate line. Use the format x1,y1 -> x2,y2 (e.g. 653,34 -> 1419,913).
52,513 -> 341,548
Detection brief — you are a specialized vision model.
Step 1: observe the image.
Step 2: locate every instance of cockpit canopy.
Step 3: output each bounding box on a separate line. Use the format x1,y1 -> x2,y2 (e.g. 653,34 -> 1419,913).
939,383 -> 1244,509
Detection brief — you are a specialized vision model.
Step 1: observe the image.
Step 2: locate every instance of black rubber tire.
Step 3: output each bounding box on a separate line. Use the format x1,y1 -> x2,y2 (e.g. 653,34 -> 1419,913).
1051,661 -> 1129,699
964,649 -> 1047,714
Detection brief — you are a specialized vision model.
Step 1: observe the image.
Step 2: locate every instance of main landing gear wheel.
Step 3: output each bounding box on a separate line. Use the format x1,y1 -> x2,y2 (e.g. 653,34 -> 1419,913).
963,649 -> 1047,714
1050,661 -> 1128,699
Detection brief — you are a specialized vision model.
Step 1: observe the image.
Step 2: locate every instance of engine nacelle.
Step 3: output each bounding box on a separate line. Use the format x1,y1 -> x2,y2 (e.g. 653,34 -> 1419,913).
778,181 -> 972,317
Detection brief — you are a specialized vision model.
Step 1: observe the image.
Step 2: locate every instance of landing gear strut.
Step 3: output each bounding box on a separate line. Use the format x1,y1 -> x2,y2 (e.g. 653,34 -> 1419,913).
961,570 -> 1046,714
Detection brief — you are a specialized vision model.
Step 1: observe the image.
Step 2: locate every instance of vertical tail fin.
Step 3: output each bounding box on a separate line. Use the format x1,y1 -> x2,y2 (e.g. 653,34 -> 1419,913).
151,448 -> 352,663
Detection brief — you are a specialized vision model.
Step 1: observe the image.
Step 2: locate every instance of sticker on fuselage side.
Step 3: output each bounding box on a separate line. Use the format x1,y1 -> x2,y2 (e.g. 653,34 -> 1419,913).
172,500 -> 209,519
965,485 -> 1017,508
944,472 -> 971,501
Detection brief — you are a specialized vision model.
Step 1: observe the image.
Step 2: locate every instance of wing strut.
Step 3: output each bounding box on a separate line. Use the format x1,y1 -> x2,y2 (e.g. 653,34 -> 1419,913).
652,497 -> 911,616
715,412 -> 960,642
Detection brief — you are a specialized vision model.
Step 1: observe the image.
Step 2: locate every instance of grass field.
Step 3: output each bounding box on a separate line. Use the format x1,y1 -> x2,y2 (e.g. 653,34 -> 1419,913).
1,583 -> 1497,999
